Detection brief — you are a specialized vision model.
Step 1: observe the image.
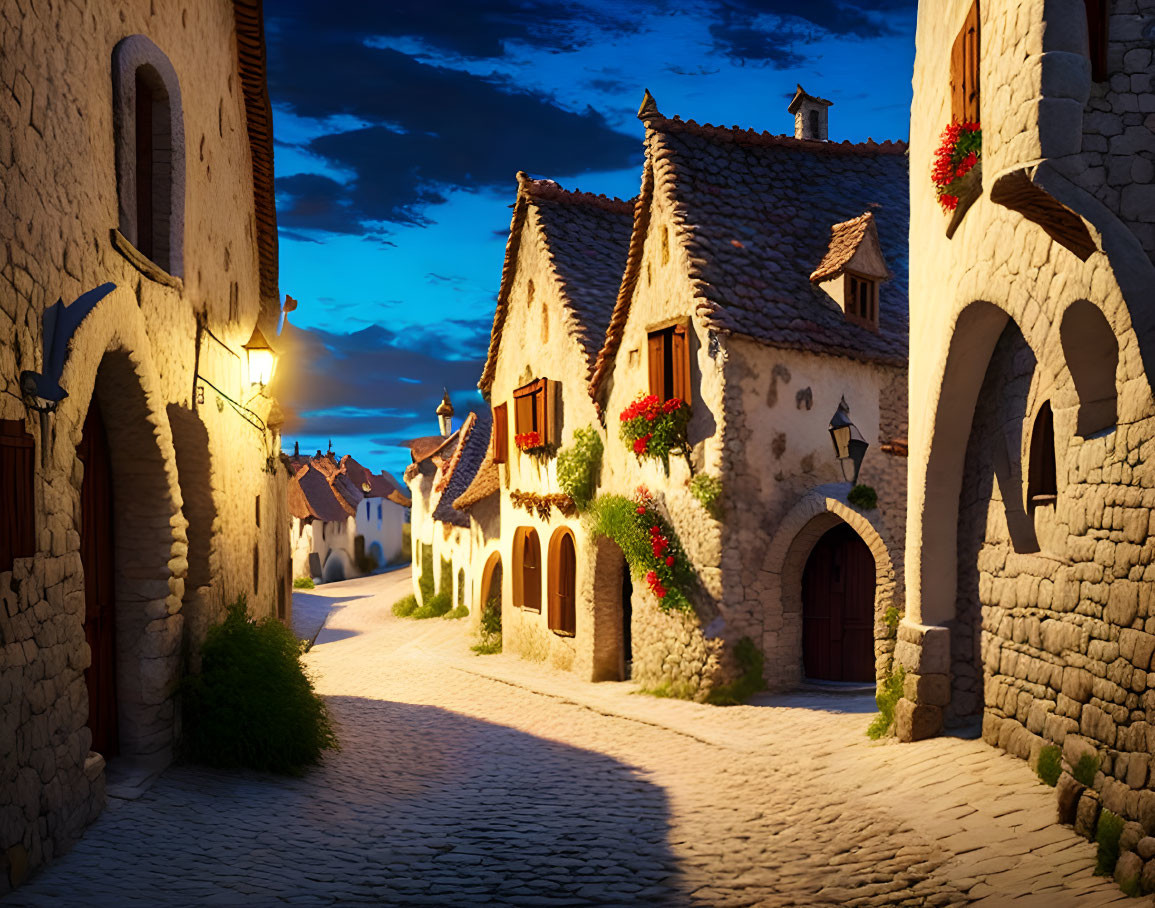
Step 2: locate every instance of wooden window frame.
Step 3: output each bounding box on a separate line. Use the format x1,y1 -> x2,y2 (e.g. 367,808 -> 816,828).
1027,401 -> 1058,512
512,379 -> 559,447
0,420 -> 36,573
547,528 -> 577,637
512,527 -> 542,612
844,273 -> 879,331
646,321 -> 692,404
950,0 -> 981,124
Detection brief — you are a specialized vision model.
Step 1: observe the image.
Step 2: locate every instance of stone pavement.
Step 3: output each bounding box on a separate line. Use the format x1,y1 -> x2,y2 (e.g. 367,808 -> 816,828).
1,568 -> 1142,906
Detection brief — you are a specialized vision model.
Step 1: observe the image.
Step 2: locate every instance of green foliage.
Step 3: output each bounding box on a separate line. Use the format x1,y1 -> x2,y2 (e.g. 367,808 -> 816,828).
848,484 -> 878,510
689,473 -> 723,519
640,679 -> 697,700
1036,744 -> 1062,787
1095,809 -> 1125,877
883,606 -> 900,635
457,568 -> 465,607
181,597 -> 337,775
1074,753 -> 1101,787
557,426 -> 603,511
866,666 -> 906,739
413,591 -> 452,619
444,605 -> 468,620
588,493 -> 695,611
391,594 -> 418,617
706,637 -> 765,705
292,577 -> 315,590
472,593 -> 502,654
440,557 -> 452,600
418,544 -> 434,603
401,523 -> 412,564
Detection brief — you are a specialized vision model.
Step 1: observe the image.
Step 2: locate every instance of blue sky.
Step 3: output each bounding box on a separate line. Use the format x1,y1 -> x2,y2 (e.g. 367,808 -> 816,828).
266,0 -> 916,479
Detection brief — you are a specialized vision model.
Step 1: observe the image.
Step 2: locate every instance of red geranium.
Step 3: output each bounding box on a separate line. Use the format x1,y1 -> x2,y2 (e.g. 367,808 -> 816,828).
514,431 -> 543,451
619,393 -> 690,468
932,121 -> 981,213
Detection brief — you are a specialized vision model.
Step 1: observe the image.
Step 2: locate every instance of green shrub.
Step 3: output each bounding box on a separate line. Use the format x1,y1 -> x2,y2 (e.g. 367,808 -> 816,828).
689,473 -> 723,518
557,426 -> 603,511
440,557 -> 452,600
413,591 -> 452,619
292,577 -> 315,590
706,637 -> 764,705
444,605 -> 468,620
391,594 -> 418,617
181,597 -> 337,775
640,679 -> 697,700
457,568 -> 465,607
472,593 -> 502,654
417,544 -> 434,603
1036,744 -> 1062,787
588,493 -> 695,611
1074,753 -> 1101,787
1095,809 -> 1125,876
866,667 -> 906,739
848,484 -> 878,510
883,606 -> 900,635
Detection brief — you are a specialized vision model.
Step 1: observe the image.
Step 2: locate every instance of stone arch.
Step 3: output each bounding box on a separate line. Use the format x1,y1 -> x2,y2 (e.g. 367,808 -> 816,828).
112,34 -> 186,276
367,540 -> 385,570
587,535 -> 631,682
480,549 -> 502,610
762,484 -> 901,686
59,310 -> 186,764
1060,299 -> 1118,437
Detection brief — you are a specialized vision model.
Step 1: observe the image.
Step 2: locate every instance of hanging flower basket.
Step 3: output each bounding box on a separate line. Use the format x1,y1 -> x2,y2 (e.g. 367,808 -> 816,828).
514,431 -> 548,455
619,394 -> 690,469
933,122 -> 982,235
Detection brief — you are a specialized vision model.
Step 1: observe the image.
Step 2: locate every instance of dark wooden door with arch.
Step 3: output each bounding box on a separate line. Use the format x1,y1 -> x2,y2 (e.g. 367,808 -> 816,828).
79,404 -> 118,757
802,523 -> 875,682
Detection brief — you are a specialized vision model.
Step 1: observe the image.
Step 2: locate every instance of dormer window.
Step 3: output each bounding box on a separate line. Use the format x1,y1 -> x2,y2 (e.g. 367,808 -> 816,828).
845,274 -> 878,329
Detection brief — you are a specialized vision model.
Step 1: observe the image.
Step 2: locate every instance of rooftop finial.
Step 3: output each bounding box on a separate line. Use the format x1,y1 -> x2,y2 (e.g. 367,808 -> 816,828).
637,88 -> 660,121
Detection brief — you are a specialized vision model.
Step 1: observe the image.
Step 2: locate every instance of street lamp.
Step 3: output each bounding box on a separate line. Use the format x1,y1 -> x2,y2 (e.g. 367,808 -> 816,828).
243,326 -> 277,389
828,396 -> 869,484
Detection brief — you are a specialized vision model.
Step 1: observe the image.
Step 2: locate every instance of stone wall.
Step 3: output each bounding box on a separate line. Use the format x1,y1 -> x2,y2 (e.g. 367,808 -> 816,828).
0,0 -> 286,891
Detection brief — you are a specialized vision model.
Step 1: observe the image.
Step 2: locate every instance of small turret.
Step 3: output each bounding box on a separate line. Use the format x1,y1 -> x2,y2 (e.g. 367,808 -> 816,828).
787,85 -> 833,141
436,389 -> 454,436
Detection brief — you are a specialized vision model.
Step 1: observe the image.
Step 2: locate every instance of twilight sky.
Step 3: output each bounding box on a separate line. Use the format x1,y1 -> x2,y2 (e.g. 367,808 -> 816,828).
266,0 -> 917,479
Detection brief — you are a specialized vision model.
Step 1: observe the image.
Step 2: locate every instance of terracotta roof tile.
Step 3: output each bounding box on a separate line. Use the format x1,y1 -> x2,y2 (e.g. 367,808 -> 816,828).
809,212 -> 888,283
479,174 -> 633,394
406,434 -> 453,464
453,448 -> 499,510
432,411 -> 492,527
590,110 -> 908,401
289,464 -> 354,523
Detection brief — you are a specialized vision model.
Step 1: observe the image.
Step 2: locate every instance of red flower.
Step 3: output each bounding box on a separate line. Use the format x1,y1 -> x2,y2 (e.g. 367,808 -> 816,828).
650,526 -> 659,535
665,556 -> 675,566
635,506 -> 645,515
645,571 -> 657,583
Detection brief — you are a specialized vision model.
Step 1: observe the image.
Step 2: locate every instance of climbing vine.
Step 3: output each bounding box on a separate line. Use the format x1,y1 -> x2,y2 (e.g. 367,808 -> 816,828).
557,426 -> 603,511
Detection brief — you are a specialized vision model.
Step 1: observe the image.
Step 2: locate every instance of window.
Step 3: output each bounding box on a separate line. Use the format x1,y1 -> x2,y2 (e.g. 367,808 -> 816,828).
365,500 -> 371,519
1085,0 -> 1109,81
1060,300 -> 1117,436
1028,402 -> 1058,511
492,402 -> 508,464
512,527 -> 541,611
647,324 -> 691,404
377,503 -> 382,521
845,274 -> 879,329
0,420 -> 35,573
548,529 -> 577,636
512,379 -> 558,446
112,36 -> 184,276
950,0 -> 980,123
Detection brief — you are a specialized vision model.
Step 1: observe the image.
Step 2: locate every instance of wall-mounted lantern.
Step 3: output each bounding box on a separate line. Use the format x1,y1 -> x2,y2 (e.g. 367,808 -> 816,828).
437,388 -> 454,436
243,326 -> 277,389
828,395 -> 869,484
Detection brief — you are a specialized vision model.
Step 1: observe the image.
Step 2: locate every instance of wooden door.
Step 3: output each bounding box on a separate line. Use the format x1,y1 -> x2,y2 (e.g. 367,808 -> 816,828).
802,523 -> 875,682
79,404 -> 118,757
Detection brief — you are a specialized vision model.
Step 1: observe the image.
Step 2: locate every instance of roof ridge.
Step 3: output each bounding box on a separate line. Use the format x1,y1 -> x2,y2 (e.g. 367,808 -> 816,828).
517,171 -> 635,214
650,115 -> 908,155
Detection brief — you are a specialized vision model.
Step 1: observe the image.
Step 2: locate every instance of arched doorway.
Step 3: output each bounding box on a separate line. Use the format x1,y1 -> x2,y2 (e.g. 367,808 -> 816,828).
79,404 -> 118,757
548,528 -> 577,636
590,536 -> 630,681
802,523 -> 875,682
368,540 -> 385,570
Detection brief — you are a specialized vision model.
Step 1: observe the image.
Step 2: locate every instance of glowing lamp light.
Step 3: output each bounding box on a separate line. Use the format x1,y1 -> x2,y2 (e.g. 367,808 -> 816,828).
828,395 -> 869,484
243,326 -> 277,388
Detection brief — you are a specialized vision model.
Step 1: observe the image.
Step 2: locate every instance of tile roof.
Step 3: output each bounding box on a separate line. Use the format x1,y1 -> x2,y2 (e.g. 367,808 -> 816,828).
809,212 -> 888,283
787,84 -> 833,113
479,173 -> 633,394
590,102 -> 908,402
340,455 -> 411,507
288,463 -> 356,523
406,434 -> 454,464
432,411 -> 492,528
453,447 -> 499,510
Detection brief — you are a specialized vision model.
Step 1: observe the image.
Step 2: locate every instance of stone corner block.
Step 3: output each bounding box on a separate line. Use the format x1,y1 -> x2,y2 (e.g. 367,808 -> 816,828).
894,697 -> 942,742
894,620 -> 950,675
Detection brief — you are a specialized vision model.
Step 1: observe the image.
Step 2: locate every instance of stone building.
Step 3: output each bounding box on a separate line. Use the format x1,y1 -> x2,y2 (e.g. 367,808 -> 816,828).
473,174 -> 634,675
897,0 -> 1155,852
0,0 -> 289,891
587,93 -> 910,695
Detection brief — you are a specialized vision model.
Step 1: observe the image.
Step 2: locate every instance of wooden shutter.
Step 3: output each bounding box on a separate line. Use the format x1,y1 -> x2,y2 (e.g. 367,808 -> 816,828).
671,325 -> 691,405
648,331 -> 666,398
950,0 -> 980,123
542,380 -> 560,446
548,537 -> 560,629
0,420 -> 35,573
514,389 -> 534,436
1085,0 -> 1109,81
512,529 -> 524,606
560,532 -> 575,634
492,403 -> 508,464
523,529 -> 541,611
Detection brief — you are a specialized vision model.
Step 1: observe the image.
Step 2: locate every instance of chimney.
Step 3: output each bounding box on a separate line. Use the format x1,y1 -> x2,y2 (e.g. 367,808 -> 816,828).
787,85 -> 833,141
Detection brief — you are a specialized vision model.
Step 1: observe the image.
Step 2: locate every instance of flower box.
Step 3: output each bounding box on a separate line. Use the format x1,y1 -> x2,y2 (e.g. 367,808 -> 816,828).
932,121 -> 982,237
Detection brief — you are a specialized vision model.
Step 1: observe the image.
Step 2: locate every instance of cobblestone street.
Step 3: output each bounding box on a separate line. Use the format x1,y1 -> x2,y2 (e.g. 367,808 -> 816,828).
2,568 -> 1137,906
